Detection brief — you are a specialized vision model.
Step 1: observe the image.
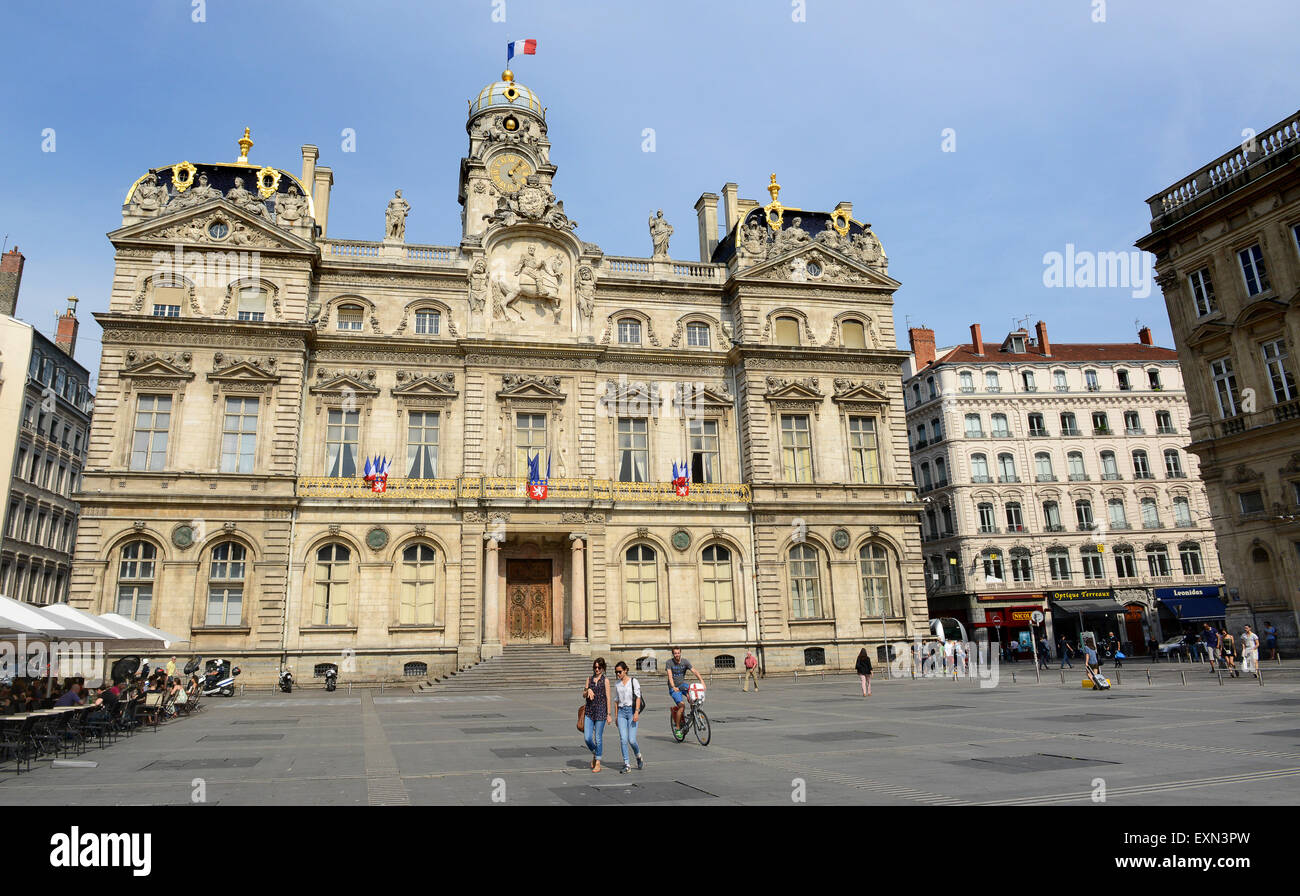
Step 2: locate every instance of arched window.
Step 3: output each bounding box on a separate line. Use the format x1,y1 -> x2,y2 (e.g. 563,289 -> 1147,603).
1005,502 -> 1024,532
1067,451 -> 1086,480
1173,497 -> 1193,527
920,462 -> 933,489
624,545 -> 659,622
701,544 -> 735,621
1100,451 -> 1119,479
206,542 -> 246,626
859,543 -> 893,616
1164,449 -> 1185,478
803,647 -> 826,666
1080,545 -> 1104,579
774,316 -> 800,346
1132,450 -> 1152,479
841,320 -> 865,348
788,543 -> 822,619
1179,542 -> 1204,575
965,414 -> 984,438
1114,546 -> 1138,578
970,453 -> 990,482
997,453 -> 1017,482
313,544 -> 351,625
336,304 -> 364,331
116,540 -> 156,623
959,371 -> 974,392
991,413 -> 1010,437
981,549 -> 1004,583
617,317 -> 642,344
985,371 -> 1001,392
237,286 -> 267,321
686,322 -> 710,347
1054,369 -> 1068,391
1146,543 -> 1172,577
1034,452 -> 1054,481
403,661 -> 429,678
1075,499 -> 1095,529
415,308 -> 441,335
1060,412 -> 1078,435
977,502 -> 996,533
400,543 -> 438,625
926,376 -> 937,400
1140,497 -> 1160,528
1107,498 -> 1129,529
1047,547 -> 1071,581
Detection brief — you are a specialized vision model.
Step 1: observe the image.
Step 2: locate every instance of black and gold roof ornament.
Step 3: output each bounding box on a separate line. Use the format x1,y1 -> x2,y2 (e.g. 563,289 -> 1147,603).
764,173 -> 800,231
237,127 -> 254,163
501,69 -> 520,102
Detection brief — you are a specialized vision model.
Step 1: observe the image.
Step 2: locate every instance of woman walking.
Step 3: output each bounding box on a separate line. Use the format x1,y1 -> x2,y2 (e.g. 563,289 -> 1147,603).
855,648 -> 873,697
1221,629 -> 1237,678
612,661 -> 644,774
582,657 -> 612,773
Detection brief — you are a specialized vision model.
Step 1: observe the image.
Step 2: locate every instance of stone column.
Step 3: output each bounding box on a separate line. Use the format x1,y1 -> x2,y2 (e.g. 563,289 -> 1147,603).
569,533 -> 588,653
482,534 -> 502,658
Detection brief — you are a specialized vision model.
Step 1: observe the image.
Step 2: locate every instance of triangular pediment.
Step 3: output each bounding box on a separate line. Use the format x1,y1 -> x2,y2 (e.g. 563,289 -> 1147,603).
120,351 -> 195,381
763,376 -> 824,400
1186,318 -> 1232,348
741,245 -> 900,289
207,358 -> 282,386
308,372 -> 381,398
392,371 -> 459,399
831,378 -> 890,405
110,200 -> 318,254
497,374 -> 566,401
676,383 -> 734,408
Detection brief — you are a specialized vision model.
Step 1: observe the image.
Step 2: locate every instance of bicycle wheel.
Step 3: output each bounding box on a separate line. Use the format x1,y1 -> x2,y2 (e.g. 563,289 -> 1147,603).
670,710 -> 686,743
692,706 -> 711,746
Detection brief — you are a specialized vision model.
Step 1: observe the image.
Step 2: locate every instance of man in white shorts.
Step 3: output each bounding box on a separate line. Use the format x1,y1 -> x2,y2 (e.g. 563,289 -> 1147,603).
1241,625 -> 1261,679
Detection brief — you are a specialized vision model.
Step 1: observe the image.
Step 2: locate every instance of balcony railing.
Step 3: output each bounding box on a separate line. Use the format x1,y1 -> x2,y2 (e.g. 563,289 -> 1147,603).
971,475 -> 992,483
978,525 -> 1000,534
1061,428 -> 1081,436
991,430 -> 1012,439
998,474 -> 1021,483
1036,474 -> 1058,482
1156,426 -> 1178,435
1142,520 -> 1165,529
1167,471 -> 1187,479
1102,472 -> 1123,480
1055,386 -> 1070,392
1068,473 -> 1090,481
1125,427 -> 1145,435
1134,472 -> 1155,480
296,477 -> 752,503
915,439 -> 928,449
1078,522 -> 1097,531
1093,427 -> 1112,435
960,386 -> 975,394
1213,397 -> 1300,438
1029,430 -> 1049,438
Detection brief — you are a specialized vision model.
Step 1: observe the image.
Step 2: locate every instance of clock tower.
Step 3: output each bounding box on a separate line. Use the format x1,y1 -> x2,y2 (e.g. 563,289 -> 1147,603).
460,69 -> 557,242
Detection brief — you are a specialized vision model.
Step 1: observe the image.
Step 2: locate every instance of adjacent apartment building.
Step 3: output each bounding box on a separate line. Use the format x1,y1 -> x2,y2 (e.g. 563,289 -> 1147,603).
1136,108 -> 1300,652
0,247 -> 94,604
904,320 -> 1223,655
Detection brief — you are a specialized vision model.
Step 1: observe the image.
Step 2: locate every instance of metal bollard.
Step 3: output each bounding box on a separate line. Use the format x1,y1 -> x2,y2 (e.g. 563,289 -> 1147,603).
1145,670 -> 1151,685
1034,667 -> 1041,684
1215,668 -> 1223,686
1011,672 -> 1017,684
1060,670 -> 1066,685
1115,671 -> 1121,686
1180,671 -> 1187,686
1258,666 -> 1265,687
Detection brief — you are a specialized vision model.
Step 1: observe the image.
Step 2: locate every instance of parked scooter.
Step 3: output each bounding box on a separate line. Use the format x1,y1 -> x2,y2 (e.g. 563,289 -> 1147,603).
279,668 -> 294,693
200,658 -> 241,697
324,667 -> 337,692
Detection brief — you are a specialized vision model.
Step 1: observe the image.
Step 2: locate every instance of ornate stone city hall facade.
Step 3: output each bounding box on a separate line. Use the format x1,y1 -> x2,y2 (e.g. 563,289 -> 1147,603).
71,72 -> 925,681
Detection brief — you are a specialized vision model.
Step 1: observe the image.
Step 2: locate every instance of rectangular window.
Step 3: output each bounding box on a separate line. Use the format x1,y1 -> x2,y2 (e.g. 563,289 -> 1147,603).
337,306 -> 364,331
1028,413 -> 1046,437
1238,490 -> 1265,515
991,414 -> 1010,438
617,418 -> 649,482
1115,551 -> 1137,578
687,323 -> 711,347
1085,370 -> 1100,391
406,411 -> 440,478
1262,338 -> 1297,404
1239,244 -> 1270,296
415,310 -> 441,335
959,372 -> 974,393
780,415 -> 812,482
1048,552 -> 1071,581
130,395 -> 172,471
151,304 -> 180,318
618,319 -> 642,344
689,419 -> 720,483
1147,547 -> 1172,578
1189,268 -> 1217,316
515,413 -> 547,477
1043,502 -> 1062,531
219,397 -> 259,474
325,408 -> 360,477
985,371 -> 1001,393
1081,552 -> 1104,580
1022,371 -> 1036,391
1124,411 -> 1141,433
1210,357 -> 1239,417
1156,410 -> 1174,434
1092,412 -> 1109,433
847,416 -> 880,484
964,414 -> 983,438
1173,498 -> 1193,527
1108,499 -> 1129,529
1054,370 -> 1069,391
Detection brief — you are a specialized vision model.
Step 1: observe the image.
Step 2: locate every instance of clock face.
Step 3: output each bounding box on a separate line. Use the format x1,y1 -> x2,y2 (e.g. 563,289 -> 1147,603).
488,153 -> 534,194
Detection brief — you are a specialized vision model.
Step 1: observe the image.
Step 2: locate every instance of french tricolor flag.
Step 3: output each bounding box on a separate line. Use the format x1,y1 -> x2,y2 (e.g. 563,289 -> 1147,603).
507,39 -> 537,62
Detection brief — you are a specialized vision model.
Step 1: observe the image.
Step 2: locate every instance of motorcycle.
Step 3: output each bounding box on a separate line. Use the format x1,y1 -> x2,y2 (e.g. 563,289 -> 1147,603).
200,658 -> 241,697
324,667 -> 337,692
279,669 -> 294,694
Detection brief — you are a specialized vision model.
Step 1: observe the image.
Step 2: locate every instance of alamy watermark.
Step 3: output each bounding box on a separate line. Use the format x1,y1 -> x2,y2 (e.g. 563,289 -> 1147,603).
1,636 -> 105,681
1042,244 -> 1154,298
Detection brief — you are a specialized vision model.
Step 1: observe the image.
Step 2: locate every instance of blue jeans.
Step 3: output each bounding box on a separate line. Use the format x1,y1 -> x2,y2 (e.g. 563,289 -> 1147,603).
1060,653 -> 1073,668
615,705 -> 639,765
583,715 -> 605,760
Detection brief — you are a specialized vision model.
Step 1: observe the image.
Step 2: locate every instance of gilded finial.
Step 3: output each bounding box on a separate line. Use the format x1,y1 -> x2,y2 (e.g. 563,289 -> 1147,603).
237,127 -> 254,163
502,69 -> 514,83
767,173 -> 781,203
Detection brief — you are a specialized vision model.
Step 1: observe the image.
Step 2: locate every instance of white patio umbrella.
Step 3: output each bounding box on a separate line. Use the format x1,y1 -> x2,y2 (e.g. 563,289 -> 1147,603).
44,605 -> 162,650
0,594 -> 94,641
98,613 -> 189,649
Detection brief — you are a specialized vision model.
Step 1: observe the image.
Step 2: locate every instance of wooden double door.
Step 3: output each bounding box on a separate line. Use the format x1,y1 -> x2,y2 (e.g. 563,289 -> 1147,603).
506,559 -> 553,643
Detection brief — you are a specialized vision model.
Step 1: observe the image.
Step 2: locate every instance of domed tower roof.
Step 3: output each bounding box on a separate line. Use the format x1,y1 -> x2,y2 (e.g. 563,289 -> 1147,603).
470,69 -> 542,118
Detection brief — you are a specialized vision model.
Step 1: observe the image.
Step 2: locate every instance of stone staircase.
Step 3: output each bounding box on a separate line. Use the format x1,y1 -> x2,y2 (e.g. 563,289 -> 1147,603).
417,645 -> 595,692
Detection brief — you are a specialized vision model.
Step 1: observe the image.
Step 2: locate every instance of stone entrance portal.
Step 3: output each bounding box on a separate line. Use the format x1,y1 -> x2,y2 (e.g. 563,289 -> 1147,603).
505,559 -> 553,643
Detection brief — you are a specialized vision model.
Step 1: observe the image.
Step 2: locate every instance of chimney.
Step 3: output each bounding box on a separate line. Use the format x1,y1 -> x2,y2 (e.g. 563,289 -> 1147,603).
970,323 -> 984,356
55,296 -> 80,358
1035,320 -> 1051,357
300,144 -> 319,197
694,192 -> 719,263
1138,325 -> 1153,346
0,246 -> 24,318
312,166 -> 334,236
909,327 -> 936,368
721,182 -> 740,233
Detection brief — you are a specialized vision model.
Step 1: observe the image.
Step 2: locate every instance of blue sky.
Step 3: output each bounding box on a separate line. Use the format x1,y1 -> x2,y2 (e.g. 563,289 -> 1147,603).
1,0 -> 1296,382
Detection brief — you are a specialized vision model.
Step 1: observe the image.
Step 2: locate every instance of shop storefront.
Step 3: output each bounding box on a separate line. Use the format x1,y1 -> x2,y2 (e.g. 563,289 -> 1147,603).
1049,588 -> 1126,650
973,593 -> 1049,661
1155,585 -> 1227,638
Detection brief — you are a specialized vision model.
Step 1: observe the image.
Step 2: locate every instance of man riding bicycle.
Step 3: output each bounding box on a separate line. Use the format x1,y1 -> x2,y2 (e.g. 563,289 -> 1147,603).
666,646 -> 706,734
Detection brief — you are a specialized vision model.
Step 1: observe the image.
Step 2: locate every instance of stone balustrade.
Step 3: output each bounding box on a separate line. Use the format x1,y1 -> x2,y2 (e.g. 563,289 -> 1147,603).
297,476 -> 751,503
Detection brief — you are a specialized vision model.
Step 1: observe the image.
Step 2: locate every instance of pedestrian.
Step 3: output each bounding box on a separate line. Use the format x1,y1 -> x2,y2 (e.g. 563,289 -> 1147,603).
1147,635 -> 1160,662
1107,631 -> 1123,669
165,656 -> 177,679
1241,626 -> 1260,679
1183,629 -> 1199,663
1058,637 -> 1074,669
855,647 -> 873,697
1202,624 -> 1218,669
611,661 -> 643,774
953,640 -> 967,679
1220,629 -> 1237,677
1037,636 -> 1051,670
943,639 -> 955,676
581,657 -> 612,773
1263,621 -> 1278,662
742,647 -> 760,693
1008,640 -> 1019,663
1081,638 -> 1100,675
